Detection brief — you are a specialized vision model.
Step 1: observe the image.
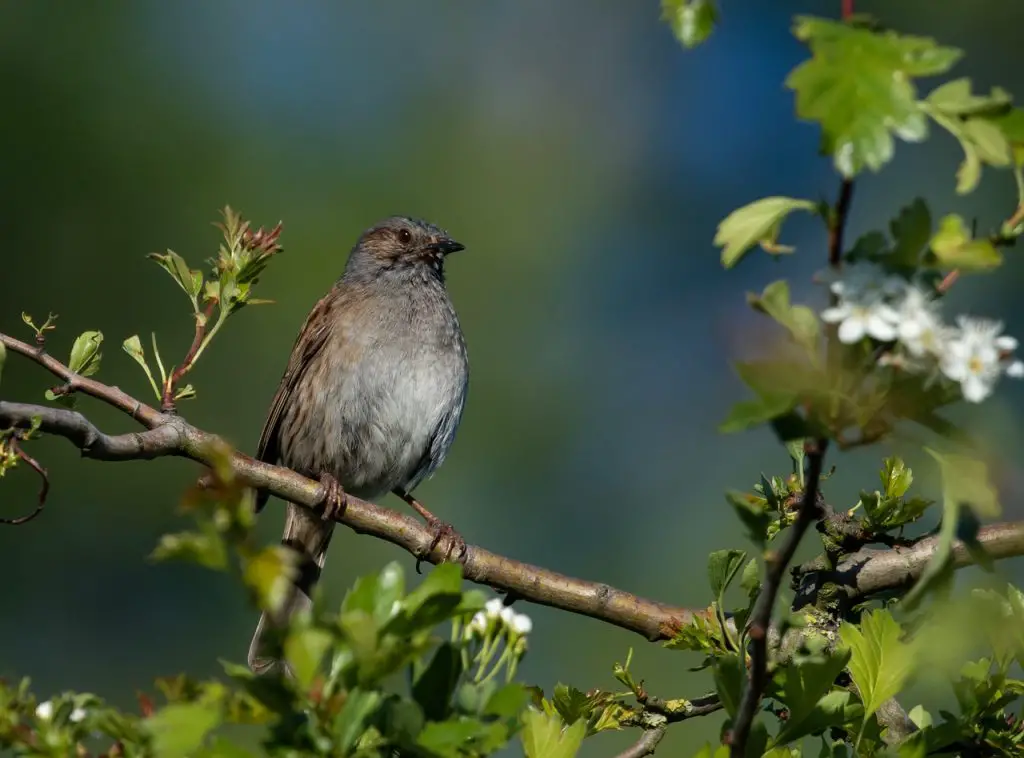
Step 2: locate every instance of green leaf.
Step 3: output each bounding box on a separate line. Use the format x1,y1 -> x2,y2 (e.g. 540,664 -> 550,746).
413,642 -> 462,721
720,394 -> 799,434
903,449 -> 1000,607
242,546 -> 299,616
928,214 -> 1002,270
485,684 -> 531,719
386,563 -> 463,634
149,250 -> 203,310
418,717 -> 492,758
707,549 -> 747,602
334,688 -> 384,755
840,609 -> 915,720
712,653 -> 744,719
68,330 -> 103,377
551,685 -> 590,725
144,703 -> 221,758
740,558 -> 761,598
521,709 -> 586,758
149,526 -> 228,570
192,738 -> 257,758
715,196 -> 817,268
661,0 -> 717,49
924,79 -> 1013,193
992,107 -> 1024,166
122,334 -> 161,401
747,280 -> 821,357
889,198 -> 932,267
725,490 -> 774,547
880,457 -> 913,499
774,649 -> 854,744
926,448 -> 1000,519
786,17 -> 961,177
283,626 -> 332,690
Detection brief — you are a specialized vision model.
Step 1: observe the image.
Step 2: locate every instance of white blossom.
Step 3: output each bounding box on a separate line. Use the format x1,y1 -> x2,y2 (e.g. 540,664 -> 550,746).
940,316 -> 1023,403
467,611 -> 489,637
510,612 -> 533,635
821,292 -> 899,343
499,606 -> 516,625
35,701 -> 86,723
892,285 -> 950,358
484,598 -> 505,618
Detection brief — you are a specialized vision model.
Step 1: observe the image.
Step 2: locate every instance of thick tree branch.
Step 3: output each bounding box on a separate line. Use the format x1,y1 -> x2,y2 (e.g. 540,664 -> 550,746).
728,439 -> 828,756
612,725 -> 666,758
826,521 -> 1024,603
0,370 -> 699,643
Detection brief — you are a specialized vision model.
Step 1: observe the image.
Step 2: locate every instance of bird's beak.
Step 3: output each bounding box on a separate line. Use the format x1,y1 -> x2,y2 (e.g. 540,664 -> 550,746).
430,238 -> 465,255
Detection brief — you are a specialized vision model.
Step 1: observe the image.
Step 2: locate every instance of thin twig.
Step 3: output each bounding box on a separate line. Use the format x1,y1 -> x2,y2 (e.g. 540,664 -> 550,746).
728,439 -> 827,756
162,300 -> 217,412
0,435 -> 49,524
827,179 -> 855,268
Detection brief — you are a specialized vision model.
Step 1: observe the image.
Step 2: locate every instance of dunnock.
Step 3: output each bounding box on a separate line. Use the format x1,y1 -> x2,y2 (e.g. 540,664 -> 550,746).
247,216 -> 469,675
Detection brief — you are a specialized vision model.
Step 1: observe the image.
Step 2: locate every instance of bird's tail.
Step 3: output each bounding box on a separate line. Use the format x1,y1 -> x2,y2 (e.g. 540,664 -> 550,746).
247,503 -> 335,676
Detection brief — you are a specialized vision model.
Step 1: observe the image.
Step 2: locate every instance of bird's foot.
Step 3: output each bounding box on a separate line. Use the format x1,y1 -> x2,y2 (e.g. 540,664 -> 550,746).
395,490 -> 467,572
318,473 -> 347,521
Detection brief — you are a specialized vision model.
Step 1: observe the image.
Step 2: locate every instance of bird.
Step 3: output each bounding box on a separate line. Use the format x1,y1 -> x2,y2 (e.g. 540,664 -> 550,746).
247,215 -> 470,676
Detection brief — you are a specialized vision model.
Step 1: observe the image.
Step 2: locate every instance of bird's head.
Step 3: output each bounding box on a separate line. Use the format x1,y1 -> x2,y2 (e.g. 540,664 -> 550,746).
344,216 -> 464,283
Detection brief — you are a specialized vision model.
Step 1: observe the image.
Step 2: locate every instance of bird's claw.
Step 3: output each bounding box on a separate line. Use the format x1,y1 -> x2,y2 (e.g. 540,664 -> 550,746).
416,518 -> 467,574
318,473 -> 346,521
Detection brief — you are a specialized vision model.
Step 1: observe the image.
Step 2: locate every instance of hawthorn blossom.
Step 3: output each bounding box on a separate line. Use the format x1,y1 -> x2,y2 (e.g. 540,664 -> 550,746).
821,290 -> 899,343
892,284 -> 949,358
939,317 -> 1024,402
36,701 -> 86,723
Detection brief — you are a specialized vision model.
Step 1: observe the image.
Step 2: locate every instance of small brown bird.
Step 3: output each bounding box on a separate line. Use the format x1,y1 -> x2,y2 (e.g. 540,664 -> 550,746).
247,216 -> 469,675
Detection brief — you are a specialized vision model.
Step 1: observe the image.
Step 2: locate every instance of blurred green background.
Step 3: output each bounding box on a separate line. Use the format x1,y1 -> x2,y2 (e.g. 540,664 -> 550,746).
3,1 -> 1024,754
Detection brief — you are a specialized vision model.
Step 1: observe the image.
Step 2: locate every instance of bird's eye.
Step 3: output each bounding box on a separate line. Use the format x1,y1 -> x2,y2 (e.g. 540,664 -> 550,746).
398,229 -> 412,244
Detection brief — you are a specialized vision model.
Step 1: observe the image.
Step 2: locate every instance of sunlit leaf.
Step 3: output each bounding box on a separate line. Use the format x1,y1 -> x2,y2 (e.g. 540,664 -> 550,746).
787,16 -> 961,176
661,0 -> 717,49
68,330 -> 103,377
928,214 -> 1002,270
715,196 -> 817,268
840,609 -> 915,719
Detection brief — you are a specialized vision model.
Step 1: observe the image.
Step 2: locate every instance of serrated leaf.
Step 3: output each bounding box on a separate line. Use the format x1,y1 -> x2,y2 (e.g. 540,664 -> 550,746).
150,526 -> 228,570
386,563 -> 463,634
68,330 -> 103,377
715,196 -> 816,268
889,198 -> 932,267
787,17 -> 961,177
926,448 -> 1000,519
929,214 -> 1002,270
747,279 -> 821,357
661,0 -> 717,49
243,546 -> 299,615
725,490 -> 774,547
144,703 -> 221,758
707,549 -> 747,602
774,649 -> 853,744
413,643 -> 462,721
551,684 -> 591,725
334,688 -> 384,754
283,626 -> 332,690
880,457 -> 913,499
712,653 -> 744,719
521,708 -> 586,758
149,250 -> 202,308
839,609 -> 914,719
925,79 -> 1013,193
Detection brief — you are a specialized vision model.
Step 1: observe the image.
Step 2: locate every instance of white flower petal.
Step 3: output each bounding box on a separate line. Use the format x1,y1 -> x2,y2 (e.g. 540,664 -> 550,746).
821,305 -> 850,323
499,606 -> 515,624
511,613 -> 533,635
1006,361 -> 1024,378
485,598 -> 504,618
837,317 -> 866,344
865,314 -> 897,342
70,708 -> 87,723
36,701 -> 54,720
996,335 -> 1019,352
961,374 -> 994,403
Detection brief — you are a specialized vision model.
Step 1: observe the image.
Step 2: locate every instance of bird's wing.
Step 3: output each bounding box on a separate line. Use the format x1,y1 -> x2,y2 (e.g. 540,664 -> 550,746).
255,293 -> 337,511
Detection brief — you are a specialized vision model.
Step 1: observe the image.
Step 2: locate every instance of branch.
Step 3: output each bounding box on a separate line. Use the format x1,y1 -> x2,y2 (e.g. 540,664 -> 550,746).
828,521 -> 1024,604
827,179 -> 855,268
729,439 -> 827,756
0,369 -> 700,643
612,725 -> 666,758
